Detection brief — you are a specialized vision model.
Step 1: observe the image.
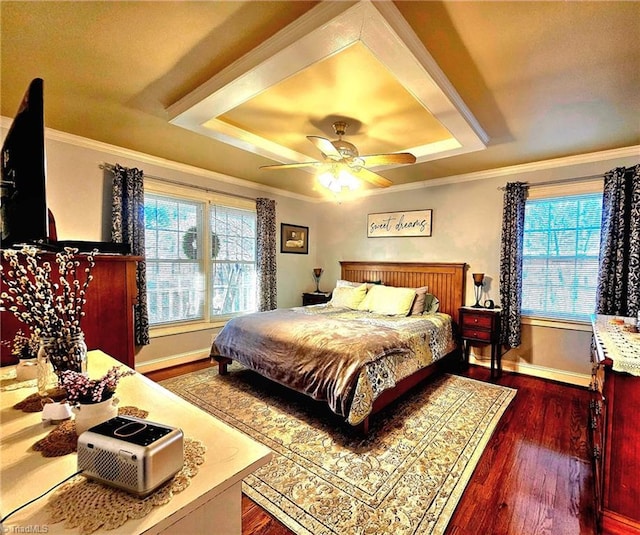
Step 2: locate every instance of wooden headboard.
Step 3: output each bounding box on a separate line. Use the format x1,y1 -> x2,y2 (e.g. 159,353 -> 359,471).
340,261 -> 467,322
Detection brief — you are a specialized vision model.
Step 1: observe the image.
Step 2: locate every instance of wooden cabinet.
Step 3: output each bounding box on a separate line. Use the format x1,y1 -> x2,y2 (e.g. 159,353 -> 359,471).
590,315 -> 640,534
459,306 -> 502,377
302,292 -> 331,306
1,253 -> 141,368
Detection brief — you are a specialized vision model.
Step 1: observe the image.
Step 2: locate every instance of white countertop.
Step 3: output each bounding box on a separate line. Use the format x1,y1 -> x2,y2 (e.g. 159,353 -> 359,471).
0,350 -> 272,533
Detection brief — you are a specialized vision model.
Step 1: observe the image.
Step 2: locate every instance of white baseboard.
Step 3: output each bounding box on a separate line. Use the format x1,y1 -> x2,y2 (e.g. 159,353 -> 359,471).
136,348 -> 591,387
136,348 -> 211,374
468,353 -> 591,388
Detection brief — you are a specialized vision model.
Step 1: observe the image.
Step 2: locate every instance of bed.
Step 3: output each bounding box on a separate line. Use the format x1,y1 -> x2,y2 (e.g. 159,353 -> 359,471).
211,261 -> 467,432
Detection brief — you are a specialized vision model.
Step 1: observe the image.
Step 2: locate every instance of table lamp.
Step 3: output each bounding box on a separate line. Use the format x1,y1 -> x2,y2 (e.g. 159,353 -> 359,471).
472,273 -> 485,308
313,268 -> 323,293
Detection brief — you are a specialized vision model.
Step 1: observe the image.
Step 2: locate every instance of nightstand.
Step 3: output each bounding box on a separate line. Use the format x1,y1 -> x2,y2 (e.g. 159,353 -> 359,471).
459,306 -> 502,378
302,292 -> 332,306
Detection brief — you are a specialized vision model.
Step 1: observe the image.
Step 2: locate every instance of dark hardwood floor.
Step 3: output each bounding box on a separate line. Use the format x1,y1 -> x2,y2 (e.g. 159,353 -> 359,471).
146,360 -> 595,535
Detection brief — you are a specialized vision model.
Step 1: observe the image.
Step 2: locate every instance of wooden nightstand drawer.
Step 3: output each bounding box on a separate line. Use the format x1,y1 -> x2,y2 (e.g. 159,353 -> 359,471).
462,313 -> 494,329
461,327 -> 493,342
459,306 -> 502,378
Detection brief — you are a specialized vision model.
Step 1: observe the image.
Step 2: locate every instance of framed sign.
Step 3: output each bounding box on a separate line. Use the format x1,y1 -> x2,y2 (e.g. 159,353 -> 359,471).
281,223 -> 309,254
367,210 -> 432,238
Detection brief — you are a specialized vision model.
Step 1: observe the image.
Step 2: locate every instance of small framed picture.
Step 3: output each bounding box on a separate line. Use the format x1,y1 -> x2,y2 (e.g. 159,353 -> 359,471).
281,223 -> 309,254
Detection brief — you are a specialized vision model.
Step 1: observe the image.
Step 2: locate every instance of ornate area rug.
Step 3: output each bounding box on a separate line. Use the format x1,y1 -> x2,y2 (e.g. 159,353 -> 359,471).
161,365 -> 515,535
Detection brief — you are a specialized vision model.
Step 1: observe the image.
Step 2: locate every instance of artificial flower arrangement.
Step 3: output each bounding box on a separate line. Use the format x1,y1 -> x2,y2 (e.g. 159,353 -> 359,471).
3,329 -> 41,381
58,366 -> 135,405
0,246 -> 96,372
1,329 -> 39,360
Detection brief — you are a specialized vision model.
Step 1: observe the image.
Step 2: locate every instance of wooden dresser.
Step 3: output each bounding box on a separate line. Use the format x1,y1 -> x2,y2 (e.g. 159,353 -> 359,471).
1,253 -> 141,368
589,315 -> 640,534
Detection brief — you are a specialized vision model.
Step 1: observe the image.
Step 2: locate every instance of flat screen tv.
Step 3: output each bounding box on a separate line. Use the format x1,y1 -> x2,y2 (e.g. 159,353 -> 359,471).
1,78 -> 49,248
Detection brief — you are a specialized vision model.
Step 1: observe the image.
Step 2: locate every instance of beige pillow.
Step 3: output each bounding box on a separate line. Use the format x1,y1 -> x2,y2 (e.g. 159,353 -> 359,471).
329,284 -> 367,309
358,285 -> 417,316
410,286 -> 429,315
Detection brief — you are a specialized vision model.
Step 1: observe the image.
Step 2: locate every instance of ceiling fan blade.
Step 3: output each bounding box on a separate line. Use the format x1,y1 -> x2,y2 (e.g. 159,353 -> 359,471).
359,152 -> 416,166
351,167 -> 393,188
307,136 -> 343,161
260,162 -> 322,170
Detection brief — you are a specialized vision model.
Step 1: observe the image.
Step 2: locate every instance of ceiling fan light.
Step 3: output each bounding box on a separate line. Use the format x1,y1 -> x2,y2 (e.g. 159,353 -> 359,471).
317,171 -> 334,188
331,182 -> 343,193
317,168 -> 360,193
338,169 -> 360,190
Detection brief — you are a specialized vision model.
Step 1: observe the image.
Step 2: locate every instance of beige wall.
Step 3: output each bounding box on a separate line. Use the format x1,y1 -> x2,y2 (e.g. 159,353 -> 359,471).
315,153 -> 639,385
1,123 -> 322,371
4,120 -> 638,383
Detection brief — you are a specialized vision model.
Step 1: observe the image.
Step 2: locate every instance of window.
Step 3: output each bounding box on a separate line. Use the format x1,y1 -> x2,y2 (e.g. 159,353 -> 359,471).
522,188 -> 602,322
209,205 -> 257,316
144,185 -> 257,327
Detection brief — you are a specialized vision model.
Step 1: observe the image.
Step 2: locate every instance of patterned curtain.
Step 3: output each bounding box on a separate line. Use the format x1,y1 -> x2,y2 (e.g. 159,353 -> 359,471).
595,164 -> 640,317
499,182 -> 528,347
111,164 -> 150,346
256,198 -> 277,311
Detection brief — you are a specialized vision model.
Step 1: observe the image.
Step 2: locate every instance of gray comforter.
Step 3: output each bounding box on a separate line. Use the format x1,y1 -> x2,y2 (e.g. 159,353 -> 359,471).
211,305 -> 455,424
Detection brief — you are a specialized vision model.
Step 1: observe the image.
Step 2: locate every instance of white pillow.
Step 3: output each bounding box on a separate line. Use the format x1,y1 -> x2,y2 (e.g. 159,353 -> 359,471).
329,284 -> 367,309
336,279 -> 382,291
336,279 -> 361,288
357,285 -> 417,316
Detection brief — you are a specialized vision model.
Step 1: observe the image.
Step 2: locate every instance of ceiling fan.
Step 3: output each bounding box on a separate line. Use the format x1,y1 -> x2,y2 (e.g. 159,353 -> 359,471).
259,121 -> 416,188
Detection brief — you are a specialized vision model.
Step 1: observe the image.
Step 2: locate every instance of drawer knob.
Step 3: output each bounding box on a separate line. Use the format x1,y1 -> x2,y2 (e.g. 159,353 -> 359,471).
473,318 -> 479,323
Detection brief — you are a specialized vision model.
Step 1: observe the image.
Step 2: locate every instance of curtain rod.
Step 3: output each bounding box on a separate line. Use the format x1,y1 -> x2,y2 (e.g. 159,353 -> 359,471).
498,173 -> 604,190
99,163 -> 257,202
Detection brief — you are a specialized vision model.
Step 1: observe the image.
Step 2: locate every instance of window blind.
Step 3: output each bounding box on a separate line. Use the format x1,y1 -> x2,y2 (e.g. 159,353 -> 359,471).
522,193 -> 602,321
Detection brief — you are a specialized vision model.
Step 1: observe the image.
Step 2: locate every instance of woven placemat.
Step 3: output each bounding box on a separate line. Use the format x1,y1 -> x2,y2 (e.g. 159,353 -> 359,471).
13,387 -> 67,412
47,437 -> 206,535
33,406 -> 150,457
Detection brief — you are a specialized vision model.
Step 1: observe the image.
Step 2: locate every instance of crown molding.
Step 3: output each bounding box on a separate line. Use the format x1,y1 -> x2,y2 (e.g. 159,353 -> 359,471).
3,116 -> 637,203
1,115 -> 317,203
380,144 -> 640,196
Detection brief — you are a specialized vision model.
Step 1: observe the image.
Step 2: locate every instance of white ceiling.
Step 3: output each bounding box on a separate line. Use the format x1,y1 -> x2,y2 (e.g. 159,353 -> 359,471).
1,1 -> 639,198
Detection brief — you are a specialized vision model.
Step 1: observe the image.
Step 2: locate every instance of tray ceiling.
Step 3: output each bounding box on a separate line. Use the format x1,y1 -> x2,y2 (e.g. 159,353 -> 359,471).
168,1 -> 488,175
2,1 -> 638,199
